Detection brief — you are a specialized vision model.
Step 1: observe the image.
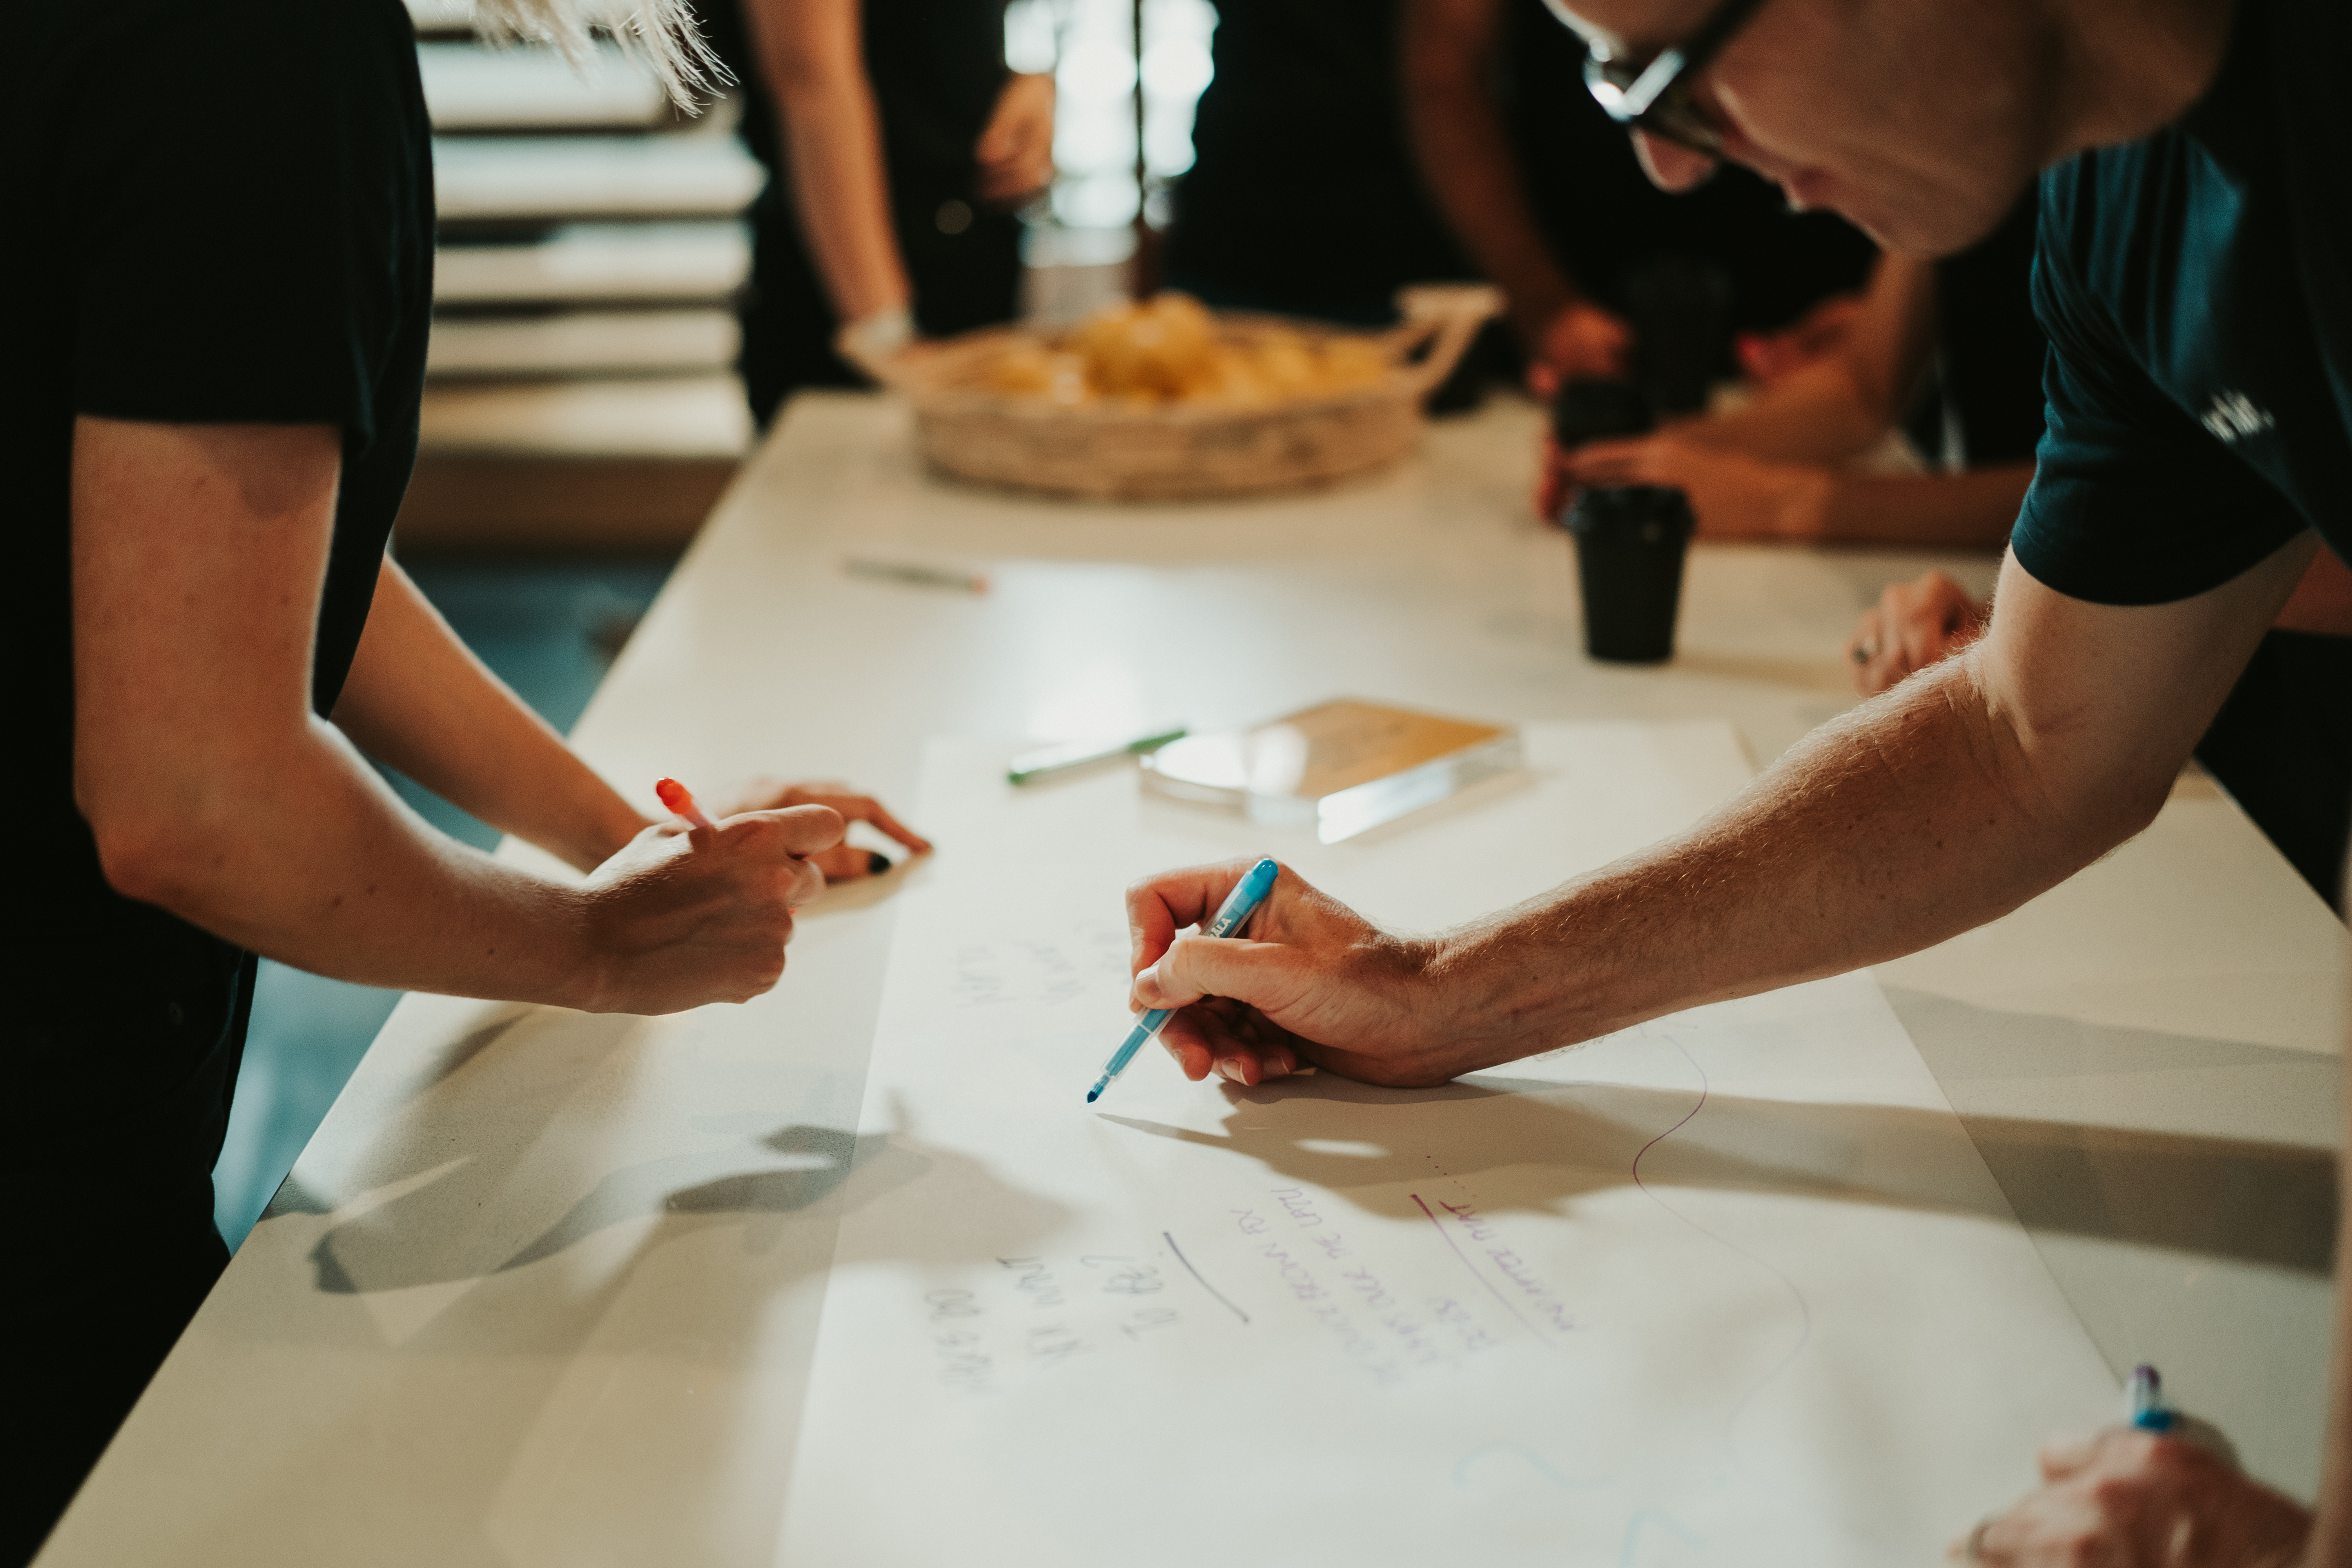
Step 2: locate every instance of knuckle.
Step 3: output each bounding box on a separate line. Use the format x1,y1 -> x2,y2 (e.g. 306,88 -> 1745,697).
2086,1475 -> 2143,1519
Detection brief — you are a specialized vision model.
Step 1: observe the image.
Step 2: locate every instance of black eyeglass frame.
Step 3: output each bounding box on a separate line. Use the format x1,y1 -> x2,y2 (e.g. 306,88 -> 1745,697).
1577,0 -> 1772,156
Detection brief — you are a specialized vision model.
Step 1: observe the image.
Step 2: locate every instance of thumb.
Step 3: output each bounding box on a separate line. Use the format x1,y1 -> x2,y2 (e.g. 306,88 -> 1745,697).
1134,935 -> 1288,1012
727,803 -> 846,857
2036,1428 -> 2105,1483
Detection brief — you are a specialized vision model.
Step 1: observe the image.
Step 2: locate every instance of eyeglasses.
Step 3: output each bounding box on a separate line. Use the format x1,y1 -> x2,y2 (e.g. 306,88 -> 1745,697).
1575,0 -> 1771,156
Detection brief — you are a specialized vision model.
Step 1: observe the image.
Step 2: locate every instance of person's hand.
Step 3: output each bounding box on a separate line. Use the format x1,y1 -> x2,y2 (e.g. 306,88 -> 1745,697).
975,73 -> 1055,206
1847,569 -> 1986,695
1524,300 -> 1636,396
577,805 -> 841,1014
1733,291 -> 1867,385
1952,1428 -> 2309,1566
1557,434 -> 1836,541
701,778 -> 931,881
1534,431 -> 1574,522
1127,858 -> 1489,1089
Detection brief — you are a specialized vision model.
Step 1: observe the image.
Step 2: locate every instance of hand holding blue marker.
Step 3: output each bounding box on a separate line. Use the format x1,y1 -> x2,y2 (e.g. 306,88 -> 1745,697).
1087,856 -> 1281,1104
2127,1363 -> 2176,1432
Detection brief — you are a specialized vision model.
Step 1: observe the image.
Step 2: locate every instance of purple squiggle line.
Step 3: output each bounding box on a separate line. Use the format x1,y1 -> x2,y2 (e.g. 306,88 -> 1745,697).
1630,1034 -> 1815,1457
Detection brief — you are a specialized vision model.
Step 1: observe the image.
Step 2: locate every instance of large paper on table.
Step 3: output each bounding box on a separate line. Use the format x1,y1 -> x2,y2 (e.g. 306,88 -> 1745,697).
774,723 -> 2117,1565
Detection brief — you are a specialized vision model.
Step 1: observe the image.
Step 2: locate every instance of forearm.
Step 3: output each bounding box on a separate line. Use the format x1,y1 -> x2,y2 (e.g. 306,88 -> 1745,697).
2308,960 -> 2352,1566
1401,7 -> 1582,338
1684,255 -> 1936,463
99,711 -> 611,1008
1679,356 -> 1891,461
1432,651 -> 2159,1061
1811,463 -> 2031,548
753,7 -> 908,324
2273,545 -> 2352,635
332,559 -> 645,871
1436,543 -> 2310,1068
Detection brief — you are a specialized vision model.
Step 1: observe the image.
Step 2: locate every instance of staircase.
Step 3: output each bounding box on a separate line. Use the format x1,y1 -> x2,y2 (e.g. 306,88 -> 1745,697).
400,0 -> 762,551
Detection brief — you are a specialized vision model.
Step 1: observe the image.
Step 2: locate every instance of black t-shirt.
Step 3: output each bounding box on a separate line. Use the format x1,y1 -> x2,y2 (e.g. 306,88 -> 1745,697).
1168,0 -> 1475,319
2012,0 -> 2351,605
1934,192 -> 2046,469
4,0 -> 433,1158
701,0 -> 1009,200
1170,0 -> 1874,330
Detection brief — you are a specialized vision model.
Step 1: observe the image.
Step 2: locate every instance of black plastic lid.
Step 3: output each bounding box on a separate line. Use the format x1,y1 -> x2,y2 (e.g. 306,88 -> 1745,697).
1564,484 -> 1696,540
1550,378 -> 1654,451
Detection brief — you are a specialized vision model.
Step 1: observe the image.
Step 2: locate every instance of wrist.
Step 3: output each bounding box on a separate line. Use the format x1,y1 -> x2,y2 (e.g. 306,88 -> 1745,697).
1780,467 -> 1840,539
1510,288 -> 1580,349
591,800 -> 654,866
1422,922 -> 1572,1072
837,304 -> 914,373
557,884 -> 626,1014
549,795 -> 651,877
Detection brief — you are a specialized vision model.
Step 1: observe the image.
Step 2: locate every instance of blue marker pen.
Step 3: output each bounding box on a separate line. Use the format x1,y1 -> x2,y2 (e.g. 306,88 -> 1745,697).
2127,1364 -> 2176,1432
1087,857 -> 1281,1105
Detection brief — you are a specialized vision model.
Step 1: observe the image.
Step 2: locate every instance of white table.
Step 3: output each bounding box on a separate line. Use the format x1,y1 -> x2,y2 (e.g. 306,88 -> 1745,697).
39,394 -> 2343,1566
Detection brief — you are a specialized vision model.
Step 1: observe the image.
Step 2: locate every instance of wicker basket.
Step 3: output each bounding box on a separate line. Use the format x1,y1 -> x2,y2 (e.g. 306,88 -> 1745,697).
876,285 -> 1503,502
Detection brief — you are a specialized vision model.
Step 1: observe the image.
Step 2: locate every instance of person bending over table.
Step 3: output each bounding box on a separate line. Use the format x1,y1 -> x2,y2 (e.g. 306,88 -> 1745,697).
1126,0 -> 2352,1560
1399,0 -> 1875,388
697,0 -> 1054,424
1534,195 -> 2042,544
1162,0 -> 1483,332
5,3 -> 925,1561
1526,169 -> 2352,909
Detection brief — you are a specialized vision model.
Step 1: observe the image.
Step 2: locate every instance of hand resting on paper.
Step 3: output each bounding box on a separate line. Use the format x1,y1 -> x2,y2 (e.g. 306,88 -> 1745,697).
578,780 -> 929,1013
1951,1427 -> 2308,1567
1851,549 -> 2352,701
702,777 -> 933,882
581,804 -> 838,1012
1847,570 -> 1987,696
1127,858 -> 1483,1089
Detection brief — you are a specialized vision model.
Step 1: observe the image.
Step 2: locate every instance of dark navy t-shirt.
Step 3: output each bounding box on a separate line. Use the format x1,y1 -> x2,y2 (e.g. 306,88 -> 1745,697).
2012,0 -> 2352,605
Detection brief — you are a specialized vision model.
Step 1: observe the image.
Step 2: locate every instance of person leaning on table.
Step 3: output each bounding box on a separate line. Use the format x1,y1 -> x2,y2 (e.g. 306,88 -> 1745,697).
1125,0 -> 2352,1560
1525,159 -> 2352,913
1396,0 -> 1876,387
1532,193 -> 2042,546
2,1 -> 926,1560
696,0 -> 1055,425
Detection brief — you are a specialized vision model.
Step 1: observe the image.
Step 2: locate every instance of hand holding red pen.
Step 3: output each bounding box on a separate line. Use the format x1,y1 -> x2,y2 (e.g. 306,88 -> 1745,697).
661,775 -> 932,881
567,774 -> 931,1014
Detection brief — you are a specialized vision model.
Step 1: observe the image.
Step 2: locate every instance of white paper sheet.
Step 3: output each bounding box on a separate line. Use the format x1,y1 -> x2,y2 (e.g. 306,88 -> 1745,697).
774,724 -> 2119,1566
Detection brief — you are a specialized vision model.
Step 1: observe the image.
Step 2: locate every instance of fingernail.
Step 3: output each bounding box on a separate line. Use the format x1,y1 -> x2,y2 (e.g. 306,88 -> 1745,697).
867,851 -> 889,875
1133,963 -> 1161,1004
1217,1060 -> 1245,1083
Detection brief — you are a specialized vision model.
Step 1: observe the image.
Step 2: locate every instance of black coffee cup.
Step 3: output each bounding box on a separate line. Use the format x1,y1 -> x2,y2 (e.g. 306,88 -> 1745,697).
1565,485 -> 1696,663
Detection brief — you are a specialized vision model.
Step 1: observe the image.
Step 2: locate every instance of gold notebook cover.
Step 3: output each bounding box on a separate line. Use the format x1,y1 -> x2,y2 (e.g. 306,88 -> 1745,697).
1140,699 -> 1522,842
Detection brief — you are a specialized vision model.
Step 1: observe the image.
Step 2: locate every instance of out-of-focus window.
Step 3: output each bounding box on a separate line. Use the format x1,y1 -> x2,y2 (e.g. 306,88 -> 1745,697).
1008,0 -> 1216,237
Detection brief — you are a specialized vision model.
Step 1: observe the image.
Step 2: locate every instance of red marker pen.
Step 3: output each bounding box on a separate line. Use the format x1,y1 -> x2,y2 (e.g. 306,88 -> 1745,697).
655,777 -> 717,831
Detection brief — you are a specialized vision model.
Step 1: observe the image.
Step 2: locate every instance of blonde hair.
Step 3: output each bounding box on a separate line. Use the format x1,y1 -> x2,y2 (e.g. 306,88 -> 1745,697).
471,0 -> 726,110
